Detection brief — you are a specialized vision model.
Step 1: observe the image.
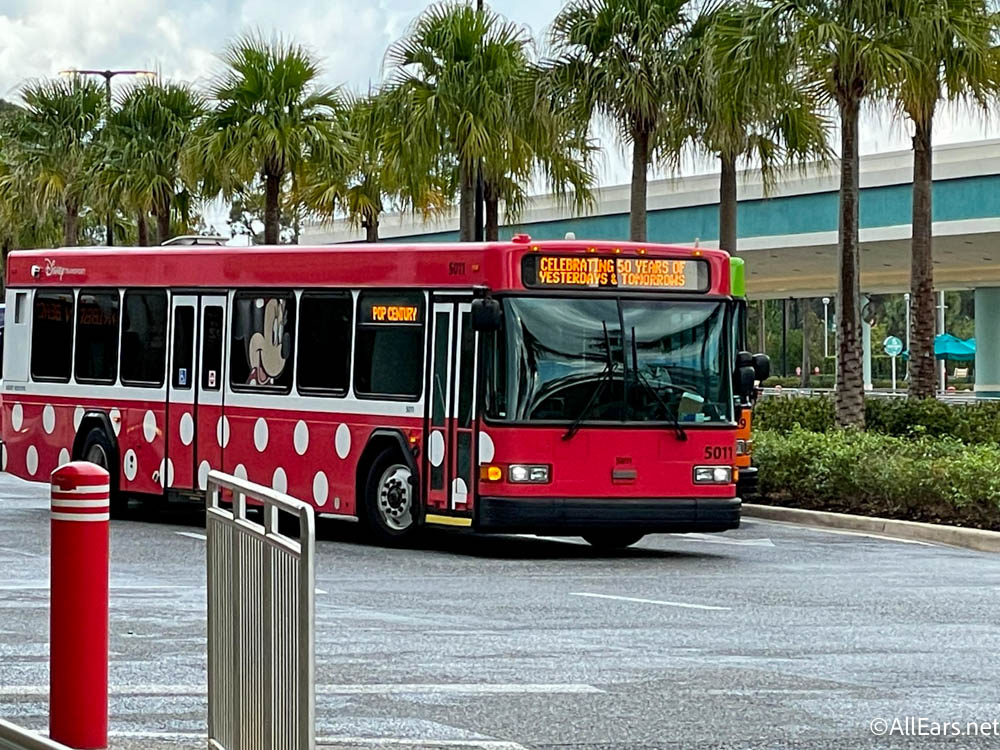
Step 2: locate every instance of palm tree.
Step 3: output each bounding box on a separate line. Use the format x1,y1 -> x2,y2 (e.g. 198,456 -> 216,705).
547,0 -> 692,242
725,0 -> 911,427
896,0 -> 1000,398
385,2 -> 532,242
684,1 -> 830,253
303,91 -> 449,243
103,80 -> 205,246
480,67 -> 598,240
1,78 -> 104,246
186,34 -> 349,245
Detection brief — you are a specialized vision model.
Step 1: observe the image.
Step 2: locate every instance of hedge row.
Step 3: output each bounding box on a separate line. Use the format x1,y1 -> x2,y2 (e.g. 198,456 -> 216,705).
754,395 -> 1000,444
754,428 -> 1000,530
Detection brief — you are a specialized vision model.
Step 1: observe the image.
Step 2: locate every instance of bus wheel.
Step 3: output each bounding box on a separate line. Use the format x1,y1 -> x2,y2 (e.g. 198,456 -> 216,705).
582,532 -> 644,550
79,427 -> 126,518
362,449 -> 418,545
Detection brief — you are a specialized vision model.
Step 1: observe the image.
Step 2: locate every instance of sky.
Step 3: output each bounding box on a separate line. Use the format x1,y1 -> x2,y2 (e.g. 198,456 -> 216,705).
2,0 -> 999,232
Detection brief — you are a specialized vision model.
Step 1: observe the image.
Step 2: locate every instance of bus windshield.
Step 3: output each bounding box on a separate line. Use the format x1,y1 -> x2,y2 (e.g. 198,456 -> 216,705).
485,297 -> 733,425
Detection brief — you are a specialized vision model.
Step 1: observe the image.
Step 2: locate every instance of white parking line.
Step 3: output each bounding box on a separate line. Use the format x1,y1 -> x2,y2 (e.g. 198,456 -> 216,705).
751,518 -> 936,546
570,592 -> 731,611
104,733 -> 528,749
675,533 -> 776,547
174,531 -> 207,541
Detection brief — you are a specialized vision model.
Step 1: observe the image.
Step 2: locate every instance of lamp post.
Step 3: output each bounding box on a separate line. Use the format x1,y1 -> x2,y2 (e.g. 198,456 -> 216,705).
60,68 -> 156,246
822,297 -> 831,360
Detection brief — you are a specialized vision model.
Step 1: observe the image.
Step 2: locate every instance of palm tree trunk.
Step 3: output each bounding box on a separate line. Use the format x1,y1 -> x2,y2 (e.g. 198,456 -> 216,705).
264,171 -> 281,245
363,215 -> 379,243
719,152 -> 738,253
459,161 -> 476,242
63,201 -> 79,247
137,212 -> 149,246
155,195 -> 171,246
485,182 -> 499,241
629,128 -> 649,242
908,115 -> 936,399
835,94 -> 865,428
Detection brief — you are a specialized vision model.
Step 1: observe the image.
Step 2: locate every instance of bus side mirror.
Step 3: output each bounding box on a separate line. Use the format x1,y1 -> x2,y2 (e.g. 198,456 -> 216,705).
737,366 -> 756,400
472,298 -> 501,332
753,353 -> 771,383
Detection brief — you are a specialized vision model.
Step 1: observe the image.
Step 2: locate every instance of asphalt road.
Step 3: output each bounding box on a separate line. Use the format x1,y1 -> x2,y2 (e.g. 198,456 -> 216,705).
2,470 -> 1000,749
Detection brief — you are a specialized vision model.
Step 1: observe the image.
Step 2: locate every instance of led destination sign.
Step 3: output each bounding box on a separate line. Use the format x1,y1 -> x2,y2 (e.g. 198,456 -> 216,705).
522,255 -> 709,292
360,293 -> 424,325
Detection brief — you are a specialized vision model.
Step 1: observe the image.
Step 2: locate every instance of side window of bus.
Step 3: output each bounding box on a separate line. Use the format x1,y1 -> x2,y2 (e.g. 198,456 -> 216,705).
354,292 -> 424,400
121,290 -> 167,387
31,290 -> 74,382
75,290 -> 120,384
297,292 -> 352,395
230,291 -> 296,393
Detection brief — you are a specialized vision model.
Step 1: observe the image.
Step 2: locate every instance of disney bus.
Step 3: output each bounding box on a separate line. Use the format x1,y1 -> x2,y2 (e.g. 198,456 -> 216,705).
1,236 -> 766,548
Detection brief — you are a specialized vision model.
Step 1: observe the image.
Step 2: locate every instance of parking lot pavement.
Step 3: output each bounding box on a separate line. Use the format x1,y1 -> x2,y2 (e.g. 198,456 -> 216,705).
2,469 -> 1000,749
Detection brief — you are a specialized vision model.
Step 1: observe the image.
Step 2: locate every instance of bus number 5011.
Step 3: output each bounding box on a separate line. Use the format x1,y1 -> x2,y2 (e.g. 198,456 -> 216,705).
704,446 -> 733,460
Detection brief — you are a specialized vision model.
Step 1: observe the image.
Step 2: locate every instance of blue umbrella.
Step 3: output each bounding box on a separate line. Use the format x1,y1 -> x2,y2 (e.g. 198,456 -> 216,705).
902,334 -> 976,361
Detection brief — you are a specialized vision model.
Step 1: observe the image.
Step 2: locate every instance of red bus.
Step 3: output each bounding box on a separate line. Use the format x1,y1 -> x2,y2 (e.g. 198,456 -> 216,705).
1,236 -> 762,547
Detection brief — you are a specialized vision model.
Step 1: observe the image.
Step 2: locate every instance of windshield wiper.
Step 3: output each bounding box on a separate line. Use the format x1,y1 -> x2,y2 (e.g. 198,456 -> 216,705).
563,321 -> 616,442
630,327 -> 687,442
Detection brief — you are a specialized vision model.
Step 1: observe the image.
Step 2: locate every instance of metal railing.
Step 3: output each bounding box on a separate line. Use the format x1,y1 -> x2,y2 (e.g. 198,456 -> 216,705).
0,720 -> 69,750
760,386 -> 981,404
206,470 -> 316,750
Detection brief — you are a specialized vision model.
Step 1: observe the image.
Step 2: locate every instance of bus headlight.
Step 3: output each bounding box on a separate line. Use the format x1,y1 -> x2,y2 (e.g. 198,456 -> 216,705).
508,464 -> 550,483
694,466 -> 732,484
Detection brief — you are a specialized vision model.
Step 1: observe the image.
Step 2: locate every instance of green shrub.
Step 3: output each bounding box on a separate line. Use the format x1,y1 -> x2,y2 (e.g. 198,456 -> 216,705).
755,395 -> 1000,444
754,428 -> 1000,530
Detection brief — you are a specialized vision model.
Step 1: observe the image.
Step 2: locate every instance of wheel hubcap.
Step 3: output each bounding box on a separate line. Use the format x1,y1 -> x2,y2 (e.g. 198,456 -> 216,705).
377,464 -> 413,532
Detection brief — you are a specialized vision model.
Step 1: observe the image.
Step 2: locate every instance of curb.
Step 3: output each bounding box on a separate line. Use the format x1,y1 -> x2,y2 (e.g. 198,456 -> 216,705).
742,503 -> 1000,554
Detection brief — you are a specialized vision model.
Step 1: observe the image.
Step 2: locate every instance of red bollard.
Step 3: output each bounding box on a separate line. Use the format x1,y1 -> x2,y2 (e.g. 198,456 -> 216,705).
49,461 -> 110,750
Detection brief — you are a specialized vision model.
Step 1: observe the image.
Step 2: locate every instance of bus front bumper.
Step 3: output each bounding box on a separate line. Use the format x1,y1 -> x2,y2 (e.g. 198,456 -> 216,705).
475,496 -> 741,535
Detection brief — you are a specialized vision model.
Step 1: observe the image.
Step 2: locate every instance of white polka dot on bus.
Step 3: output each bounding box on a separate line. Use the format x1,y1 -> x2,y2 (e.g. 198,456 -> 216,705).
198,460 -> 211,491
429,430 -> 445,467
143,411 -> 157,443
42,405 -> 56,434
234,464 -> 247,481
58,448 -> 70,467
254,418 -> 269,452
478,432 -> 495,464
335,423 -> 351,459
73,406 -> 85,431
109,409 -> 122,436
272,467 -> 287,493
10,404 -> 22,432
179,413 -> 194,446
294,421 -> 309,455
217,416 -> 230,448
313,471 -> 328,506
123,449 -> 138,481
25,446 -> 38,477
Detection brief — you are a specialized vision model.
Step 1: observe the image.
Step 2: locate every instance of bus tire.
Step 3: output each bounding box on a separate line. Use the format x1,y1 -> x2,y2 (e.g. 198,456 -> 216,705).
79,426 -> 126,517
582,532 -> 644,550
360,447 -> 419,546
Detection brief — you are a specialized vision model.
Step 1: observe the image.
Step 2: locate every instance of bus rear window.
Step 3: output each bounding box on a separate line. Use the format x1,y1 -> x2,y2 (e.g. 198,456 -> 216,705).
354,292 -> 424,399
31,290 -> 74,382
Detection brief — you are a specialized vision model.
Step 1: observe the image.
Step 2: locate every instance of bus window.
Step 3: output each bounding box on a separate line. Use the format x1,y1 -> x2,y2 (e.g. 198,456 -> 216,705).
297,292 -> 352,395
172,306 -> 194,390
75,290 -> 120,384
202,306 -> 224,391
121,290 -> 167,387
354,292 -> 424,400
31,290 -> 74,382
230,292 -> 295,392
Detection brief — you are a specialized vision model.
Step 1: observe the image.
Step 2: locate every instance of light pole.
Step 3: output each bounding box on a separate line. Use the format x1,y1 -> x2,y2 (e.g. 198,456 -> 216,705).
60,68 -> 156,246
822,296 -> 831,360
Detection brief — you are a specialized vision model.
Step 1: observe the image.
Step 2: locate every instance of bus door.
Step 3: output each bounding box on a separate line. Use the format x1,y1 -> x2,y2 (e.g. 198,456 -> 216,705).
424,298 -> 477,519
195,295 -> 227,490
167,293 -> 227,492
